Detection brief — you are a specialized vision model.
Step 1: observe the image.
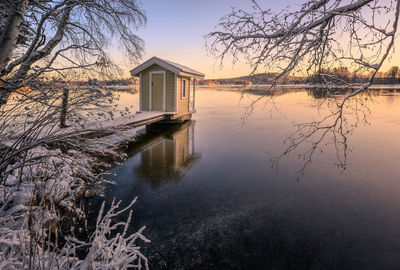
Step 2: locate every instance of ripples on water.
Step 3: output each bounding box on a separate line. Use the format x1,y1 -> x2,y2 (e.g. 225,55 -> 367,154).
87,87 -> 400,269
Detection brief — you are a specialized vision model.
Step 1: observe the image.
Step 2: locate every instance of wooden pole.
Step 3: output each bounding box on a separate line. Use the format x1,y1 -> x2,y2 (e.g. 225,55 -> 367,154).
188,77 -> 190,111
60,88 -> 69,128
193,78 -> 196,111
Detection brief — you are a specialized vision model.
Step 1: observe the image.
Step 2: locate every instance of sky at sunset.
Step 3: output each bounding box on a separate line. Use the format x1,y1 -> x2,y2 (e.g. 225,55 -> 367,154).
113,0 -> 400,79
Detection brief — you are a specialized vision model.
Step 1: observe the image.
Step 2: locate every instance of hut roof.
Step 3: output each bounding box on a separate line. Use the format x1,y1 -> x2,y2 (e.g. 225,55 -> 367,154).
130,56 -> 205,79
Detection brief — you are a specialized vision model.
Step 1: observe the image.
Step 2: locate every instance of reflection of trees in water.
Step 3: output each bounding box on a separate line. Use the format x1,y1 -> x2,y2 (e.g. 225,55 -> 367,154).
133,121 -> 201,186
307,87 -> 400,99
307,87 -> 349,99
235,86 -> 398,178
272,89 -> 380,178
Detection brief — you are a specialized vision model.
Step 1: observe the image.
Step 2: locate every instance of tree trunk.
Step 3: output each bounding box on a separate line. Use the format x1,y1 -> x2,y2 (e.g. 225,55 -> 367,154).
0,0 -> 29,107
9,5 -> 73,84
0,86 -> 11,106
0,0 -> 29,73
60,88 -> 69,128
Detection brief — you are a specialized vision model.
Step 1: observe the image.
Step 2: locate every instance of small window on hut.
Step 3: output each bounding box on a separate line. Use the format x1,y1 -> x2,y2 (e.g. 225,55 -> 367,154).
181,80 -> 187,99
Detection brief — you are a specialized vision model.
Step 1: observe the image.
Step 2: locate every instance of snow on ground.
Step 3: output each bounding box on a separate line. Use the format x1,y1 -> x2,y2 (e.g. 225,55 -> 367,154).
0,142 -> 150,269
0,89 -> 152,268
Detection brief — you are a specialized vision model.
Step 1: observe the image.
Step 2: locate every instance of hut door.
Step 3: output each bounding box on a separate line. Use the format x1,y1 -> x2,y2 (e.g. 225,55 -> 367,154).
151,73 -> 164,111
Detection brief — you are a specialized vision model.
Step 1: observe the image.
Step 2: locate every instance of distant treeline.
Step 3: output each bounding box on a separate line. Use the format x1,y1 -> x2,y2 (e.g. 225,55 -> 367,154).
102,77 -> 139,86
53,66 -> 400,86
200,66 -> 400,85
53,77 -> 140,86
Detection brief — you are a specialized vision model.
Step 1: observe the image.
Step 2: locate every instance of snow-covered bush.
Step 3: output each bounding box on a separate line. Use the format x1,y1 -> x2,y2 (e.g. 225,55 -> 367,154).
0,81 -> 147,269
63,198 -> 150,269
0,120 -> 148,269
0,198 -> 149,270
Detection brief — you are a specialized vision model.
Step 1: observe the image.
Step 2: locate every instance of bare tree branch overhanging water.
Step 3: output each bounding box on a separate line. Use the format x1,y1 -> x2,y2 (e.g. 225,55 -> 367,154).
207,0 -> 400,177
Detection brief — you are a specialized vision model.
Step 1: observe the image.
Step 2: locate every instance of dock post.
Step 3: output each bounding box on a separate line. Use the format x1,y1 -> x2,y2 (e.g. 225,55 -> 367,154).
193,78 -> 196,111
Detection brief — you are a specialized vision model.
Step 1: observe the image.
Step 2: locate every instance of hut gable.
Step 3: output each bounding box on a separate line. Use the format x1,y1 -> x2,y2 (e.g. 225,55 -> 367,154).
130,57 -> 204,79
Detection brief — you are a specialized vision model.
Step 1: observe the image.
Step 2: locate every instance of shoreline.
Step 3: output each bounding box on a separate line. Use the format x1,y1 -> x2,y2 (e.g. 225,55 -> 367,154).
198,83 -> 400,90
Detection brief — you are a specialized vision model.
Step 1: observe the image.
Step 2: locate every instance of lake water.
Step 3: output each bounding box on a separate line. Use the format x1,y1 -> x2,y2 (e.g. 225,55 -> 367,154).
87,87 -> 400,269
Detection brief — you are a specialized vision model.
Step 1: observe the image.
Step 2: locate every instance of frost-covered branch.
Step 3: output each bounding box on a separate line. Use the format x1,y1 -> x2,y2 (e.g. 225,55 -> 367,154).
208,0 -> 400,177
64,198 -> 150,269
207,0 -> 399,81
0,198 -> 149,269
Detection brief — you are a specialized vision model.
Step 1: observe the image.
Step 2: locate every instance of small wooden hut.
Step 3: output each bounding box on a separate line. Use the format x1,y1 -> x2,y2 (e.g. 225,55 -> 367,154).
130,57 -> 204,120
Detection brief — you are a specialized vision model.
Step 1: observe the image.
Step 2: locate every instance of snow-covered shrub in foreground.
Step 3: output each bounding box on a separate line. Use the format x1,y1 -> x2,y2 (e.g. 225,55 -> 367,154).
0,85 -> 147,269
64,198 -> 150,269
0,198 -> 149,270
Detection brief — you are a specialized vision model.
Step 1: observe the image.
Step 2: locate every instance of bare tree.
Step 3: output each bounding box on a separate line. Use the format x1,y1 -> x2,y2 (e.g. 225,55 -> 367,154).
0,0 -> 146,185
0,1 -> 149,267
0,0 -> 146,104
207,0 -> 400,176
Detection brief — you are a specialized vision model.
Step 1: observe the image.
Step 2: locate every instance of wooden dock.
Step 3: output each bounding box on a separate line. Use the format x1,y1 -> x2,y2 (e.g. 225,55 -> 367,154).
105,111 -> 174,129
3,111 -> 189,153
85,111 -> 175,146
44,111 -> 176,142
83,111 -> 176,133
102,111 -> 195,129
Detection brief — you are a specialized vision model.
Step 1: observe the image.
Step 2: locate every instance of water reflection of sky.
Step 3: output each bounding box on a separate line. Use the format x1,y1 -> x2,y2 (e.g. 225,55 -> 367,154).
88,88 -> 400,269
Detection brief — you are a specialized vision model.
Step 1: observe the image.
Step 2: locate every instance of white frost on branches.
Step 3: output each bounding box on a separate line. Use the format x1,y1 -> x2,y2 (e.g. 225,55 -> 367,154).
207,0 -> 400,177
64,198 -> 150,270
0,198 -> 149,270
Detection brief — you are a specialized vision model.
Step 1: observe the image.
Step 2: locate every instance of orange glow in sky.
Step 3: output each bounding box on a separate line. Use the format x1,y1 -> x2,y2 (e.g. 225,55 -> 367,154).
112,0 -> 400,79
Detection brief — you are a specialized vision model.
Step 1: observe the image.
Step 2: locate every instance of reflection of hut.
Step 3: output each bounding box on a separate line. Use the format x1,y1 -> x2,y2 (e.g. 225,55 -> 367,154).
135,121 -> 200,185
